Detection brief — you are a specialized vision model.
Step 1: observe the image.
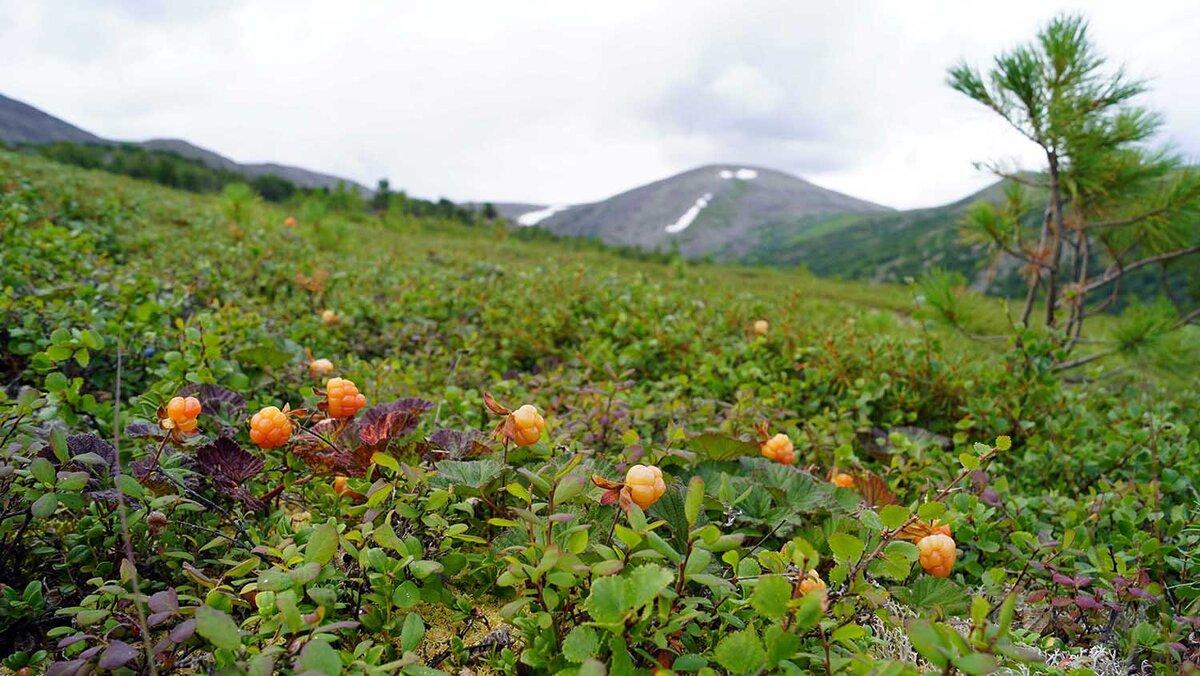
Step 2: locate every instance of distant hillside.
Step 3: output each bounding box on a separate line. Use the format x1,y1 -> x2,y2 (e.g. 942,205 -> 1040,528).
0,92 -> 366,193
0,93 -> 104,145
530,165 -> 889,259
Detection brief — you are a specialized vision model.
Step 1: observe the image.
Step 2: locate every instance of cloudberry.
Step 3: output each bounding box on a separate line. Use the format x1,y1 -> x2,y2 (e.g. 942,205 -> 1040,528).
332,476 -> 351,496
309,357 -> 334,378
165,396 -> 201,435
508,404 -> 545,447
321,309 -> 338,325
760,433 -> 796,465
625,464 -> 667,510
918,533 -> 957,578
831,472 -> 855,488
284,216 -> 297,227
325,377 -> 366,418
249,406 -> 293,449
752,319 -> 769,336
798,569 -> 826,596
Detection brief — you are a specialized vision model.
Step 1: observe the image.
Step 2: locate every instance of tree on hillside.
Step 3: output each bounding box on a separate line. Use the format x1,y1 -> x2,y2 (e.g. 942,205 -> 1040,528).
947,14 -> 1200,368
373,178 -> 391,213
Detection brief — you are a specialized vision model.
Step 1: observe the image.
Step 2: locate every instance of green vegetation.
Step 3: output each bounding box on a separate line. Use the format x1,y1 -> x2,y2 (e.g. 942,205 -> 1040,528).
1,140 -> 1197,675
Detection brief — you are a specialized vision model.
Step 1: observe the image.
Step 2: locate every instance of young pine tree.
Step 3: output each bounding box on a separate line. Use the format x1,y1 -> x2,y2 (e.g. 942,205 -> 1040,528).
948,14 -> 1200,368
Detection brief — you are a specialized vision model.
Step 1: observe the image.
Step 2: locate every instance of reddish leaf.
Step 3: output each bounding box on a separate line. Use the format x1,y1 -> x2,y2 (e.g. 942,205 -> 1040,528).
483,392 -> 511,416
427,428 -> 491,459
357,398 -> 433,447
98,640 -> 137,670
592,474 -> 623,491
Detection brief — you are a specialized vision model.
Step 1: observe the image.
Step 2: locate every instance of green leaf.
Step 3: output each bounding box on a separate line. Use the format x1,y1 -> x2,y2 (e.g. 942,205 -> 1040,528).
195,606 -> 242,651
561,625 -> 600,663
892,576 -> 970,616
879,504 -> 911,530
918,501 -> 946,521
954,652 -> 998,675
305,521 -> 339,565
115,474 -> 145,500
30,492 -> 58,519
371,452 -> 400,473
959,452 -> 980,470
583,575 -> 628,626
750,574 -> 792,620
906,619 -> 950,668
685,475 -> 704,527
373,517 -> 404,553
296,640 -> 341,675
831,623 -> 867,645
688,433 -> 759,460
29,457 -> 55,486
409,560 -> 443,579
627,564 -> 673,608
714,627 -> 766,674
763,623 -> 800,664
257,569 -> 294,592
392,580 -> 420,608
672,654 -> 708,671
828,532 -> 864,563
400,612 -> 425,652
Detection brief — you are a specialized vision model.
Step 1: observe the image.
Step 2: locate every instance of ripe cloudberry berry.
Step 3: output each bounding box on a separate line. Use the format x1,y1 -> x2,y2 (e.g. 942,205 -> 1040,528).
752,319 -> 769,336
760,433 -> 796,465
624,464 -> 667,510
798,569 -> 826,596
164,396 -> 201,435
831,472 -> 855,488
309,357 -> 334,378
918,533 -> 957,578
508,404 -> 545,447
250,406 -> 293,449
321,309 -> 338,325
325,377 -> 366,418
284,215 -> 297,227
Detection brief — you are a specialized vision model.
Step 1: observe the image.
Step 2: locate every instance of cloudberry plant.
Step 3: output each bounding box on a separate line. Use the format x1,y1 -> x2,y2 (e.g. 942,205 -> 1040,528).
752,319 -> 769,335
284,215 -> 297,227
831,472 -> 855,488
324,377 -> 366,418
918,533 -> 957,578
249,406 -> 293,449
624,464 -> 666,509
507,404 -> 545,447
760,432 -> 796,465
163,395 -> 201,435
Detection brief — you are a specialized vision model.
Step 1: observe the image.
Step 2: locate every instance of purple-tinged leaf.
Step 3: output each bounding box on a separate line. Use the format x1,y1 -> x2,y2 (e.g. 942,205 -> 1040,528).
98,640 -> 138,669
178,383 -> 246,421
1073,575 -> 1092,588
196,436 -> 264,485
148,588 -> 179,613
148,611 -> 174,627
427,428 -> 491,459
358,398 -> 433,447
46,660 -> 87,676
78,645 -> 103,660
170,618 -> 196,643
125,421 -> 164,440
1051,573 -> 1075,586
67,434 -> 118,477
1075,595 -> 1101,610
57,633 -> 90,648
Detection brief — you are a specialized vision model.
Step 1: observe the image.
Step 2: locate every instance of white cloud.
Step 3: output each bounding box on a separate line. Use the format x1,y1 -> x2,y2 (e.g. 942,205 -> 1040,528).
1,0 -> 1197,209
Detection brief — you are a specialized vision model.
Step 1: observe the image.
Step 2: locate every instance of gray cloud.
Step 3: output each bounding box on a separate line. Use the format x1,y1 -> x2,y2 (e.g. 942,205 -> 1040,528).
1,0 -> 1197,209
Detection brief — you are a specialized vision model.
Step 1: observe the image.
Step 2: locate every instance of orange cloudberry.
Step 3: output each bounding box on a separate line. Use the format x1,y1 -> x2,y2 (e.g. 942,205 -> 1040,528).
164,396 -> 201,435
249,406 -> 293,449
752,319 -> 769,336
760,433 -> 796,465
831,472 -> 855,489
624,464 -> 667,510
284,216 -> 297,227
508,404 -> 545,447
918,533 -> 957,578
325,377 -> 366,418
321,309 -> 338,325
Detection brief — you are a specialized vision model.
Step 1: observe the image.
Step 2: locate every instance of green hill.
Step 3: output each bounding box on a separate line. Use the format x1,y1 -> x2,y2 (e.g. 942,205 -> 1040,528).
1,151 -> 1196,673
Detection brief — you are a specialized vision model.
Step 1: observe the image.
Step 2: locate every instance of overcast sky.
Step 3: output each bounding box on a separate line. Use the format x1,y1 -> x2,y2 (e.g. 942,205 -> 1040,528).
2,1 -> 1198,209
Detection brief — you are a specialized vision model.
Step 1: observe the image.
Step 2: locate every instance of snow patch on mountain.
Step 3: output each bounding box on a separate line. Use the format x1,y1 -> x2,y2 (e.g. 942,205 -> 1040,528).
665,193 -> 713,233
517,204 -> 570,226
718,168 -> 758,180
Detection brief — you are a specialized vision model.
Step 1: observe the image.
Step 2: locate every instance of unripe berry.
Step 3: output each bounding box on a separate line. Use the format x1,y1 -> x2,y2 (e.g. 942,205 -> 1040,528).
165,396 -> 202,435
325,378 -> 366,418
308,357 -> 334,378
624,464 -> 666,510
249,406 -> 293,449
831,473 -> 855,489
760,433 -> 796,465
752,319 -> 769,336
508,404 -> 545,447
918,533 -> 957,578
147,510 -> 168,530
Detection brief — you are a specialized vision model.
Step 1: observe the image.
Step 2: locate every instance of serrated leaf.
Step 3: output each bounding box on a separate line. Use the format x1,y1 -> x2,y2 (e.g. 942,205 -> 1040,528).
750,574 -> 791,620
689,433 -> 759,460
714,627 -> 766,673
583,575 -> 628,625
627,564 -> 673,608
562,625 -> 600,663
879,504 -> 911,530
828,532 -> 864,563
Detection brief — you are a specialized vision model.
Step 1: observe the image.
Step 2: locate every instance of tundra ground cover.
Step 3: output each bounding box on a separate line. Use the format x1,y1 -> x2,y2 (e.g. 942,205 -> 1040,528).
0,151 -> 1197,674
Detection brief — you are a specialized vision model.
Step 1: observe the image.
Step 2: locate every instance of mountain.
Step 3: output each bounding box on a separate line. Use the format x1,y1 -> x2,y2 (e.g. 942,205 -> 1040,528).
523,165 -> 890,259
0,93 -> 366,192
0,93 -> 104,145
